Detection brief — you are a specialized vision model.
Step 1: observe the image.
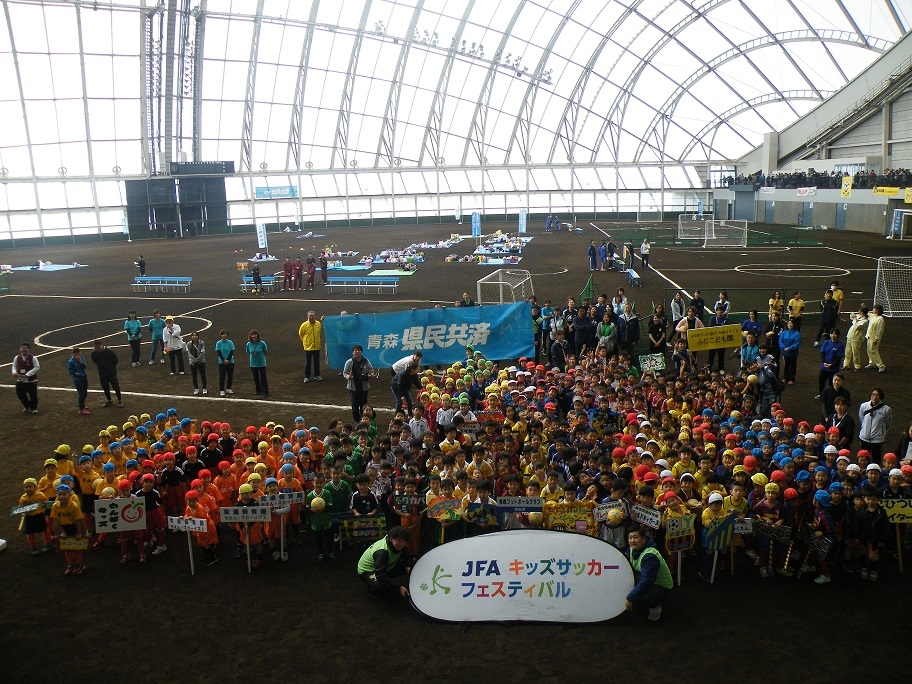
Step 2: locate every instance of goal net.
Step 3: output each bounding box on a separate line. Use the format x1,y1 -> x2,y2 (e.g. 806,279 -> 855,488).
874,256 -> 912,317
677,214 -> 713,241
477,269 -> 534,305
704,219 -> 748,248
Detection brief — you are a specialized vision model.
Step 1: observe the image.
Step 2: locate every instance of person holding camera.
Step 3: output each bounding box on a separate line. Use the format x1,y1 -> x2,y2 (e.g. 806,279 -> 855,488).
343,344 -> 376,422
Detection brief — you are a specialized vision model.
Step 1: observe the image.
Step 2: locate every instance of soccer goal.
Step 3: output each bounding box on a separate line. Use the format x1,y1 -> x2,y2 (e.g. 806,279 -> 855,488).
677,214 -> 713,242
704,219 -> 748,248
477,268 -> 534,305
874,256 -> 912,317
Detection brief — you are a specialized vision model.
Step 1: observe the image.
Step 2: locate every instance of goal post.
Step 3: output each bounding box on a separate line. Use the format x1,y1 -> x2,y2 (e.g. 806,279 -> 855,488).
677,213 -> 713,241
874,256 -> 912,317
704,219 -> 748,248
477,269 -> 534,305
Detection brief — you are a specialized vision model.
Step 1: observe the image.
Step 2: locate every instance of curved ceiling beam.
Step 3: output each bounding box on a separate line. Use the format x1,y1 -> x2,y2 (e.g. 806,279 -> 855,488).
679,90 -> 831,160
330,0 -> 372,170
633,29 -> 887,163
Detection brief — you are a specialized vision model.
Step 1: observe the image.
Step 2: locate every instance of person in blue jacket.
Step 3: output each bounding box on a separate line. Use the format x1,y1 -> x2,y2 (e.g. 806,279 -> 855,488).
779,318 -> 801,385
148,309 -> 166,364
818,328 -> 845,398
246,329 -> 269,397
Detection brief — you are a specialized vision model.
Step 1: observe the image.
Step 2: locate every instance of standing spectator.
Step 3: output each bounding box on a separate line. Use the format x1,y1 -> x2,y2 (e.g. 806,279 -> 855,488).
246,330 -> 269,398
319,251 -> 329,285
830,281 -> 845,317
843,305 -> 869,371
305,253 -> 317,291
91,339 -> 122,407
282,257 -> 293,291
821,372 -> 850,422
67,346 -> 89,414
607,239 -> 617,269
763,312 -> 784,373
865,304 -> 886,373
713,291 -> 730,317
163,316 -> 186,376
640,239 -> 651,270
12,342 -> 39,414
136,255 -> 146,276
391,362 -> 422,414
250,262 -> 263,295
689,289 -> 706,324
148,309 -> 166,364
670,291 -> 685,327
124,310 -> 142,367
768,290 -> 785,321
458,292 -> 475,307
214,329 -> 235,397
343,344 -> 375,422
298,310 -> 323,383
544,215 -> 552,232
187,332 -> 207,395
573,307 -> 594,356
647,314 -> 666,355
626,242 -> 635,269
617,303 -> 640,356
531,305 -> 544,364
587,240 -> 598,271
598,240 -> 608,270
858,388 -> 892,464
814,289 -> 839,346
817,329 -> 844,398
779,319 -> 800,385
292,257 -> 304,291
596,312 -> 617,356
706,305 -> 729,372
787,290 -> 805,330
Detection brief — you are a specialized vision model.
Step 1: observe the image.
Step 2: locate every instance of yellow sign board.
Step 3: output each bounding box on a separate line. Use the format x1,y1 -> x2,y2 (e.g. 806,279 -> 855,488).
873,186 -> 901,197
880,498 -> 912,524
686,324 -> 741,352
905,188 -> 912,204
841,176 -> 852,198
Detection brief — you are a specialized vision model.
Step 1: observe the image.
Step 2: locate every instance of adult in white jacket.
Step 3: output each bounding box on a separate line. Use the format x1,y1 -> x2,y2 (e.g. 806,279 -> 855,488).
162,316 -> 186,375
865,304 -> 886,372
858,387 -> 892,463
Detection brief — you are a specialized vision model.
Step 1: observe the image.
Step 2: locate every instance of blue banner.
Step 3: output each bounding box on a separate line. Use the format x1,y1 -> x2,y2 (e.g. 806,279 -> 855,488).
518,209 -> 527,234
471,212 -> 481,237
255,185 -> 297,199
324,302 -> 534,369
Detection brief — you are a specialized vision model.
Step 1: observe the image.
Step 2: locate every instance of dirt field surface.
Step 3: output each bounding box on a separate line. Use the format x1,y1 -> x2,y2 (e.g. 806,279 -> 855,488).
1,222 -> 908,683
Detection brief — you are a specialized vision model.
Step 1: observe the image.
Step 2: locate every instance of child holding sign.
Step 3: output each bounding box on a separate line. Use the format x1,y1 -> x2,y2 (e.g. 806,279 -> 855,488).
185,490 -> 218,566
18,478 -> 52,555
307,473 -> 333,562
49,484 -> 86,575
236,483 -> 265,569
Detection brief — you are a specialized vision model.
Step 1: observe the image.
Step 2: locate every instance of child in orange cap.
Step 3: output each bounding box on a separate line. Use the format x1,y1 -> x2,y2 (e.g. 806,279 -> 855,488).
184,490 -> 219,566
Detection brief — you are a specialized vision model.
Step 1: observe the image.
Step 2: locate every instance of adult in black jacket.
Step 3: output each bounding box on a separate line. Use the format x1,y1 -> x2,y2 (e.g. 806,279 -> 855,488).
91,340 -> 123,407
390,362 -> 422,415
814,289 -> 839,345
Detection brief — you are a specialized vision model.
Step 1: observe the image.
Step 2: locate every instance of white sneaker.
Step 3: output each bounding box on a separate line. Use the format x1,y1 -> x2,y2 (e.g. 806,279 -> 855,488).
193,388 -> 199,395
647,606 -> 662,621
202,389 -> 208,395
148,360 -> 154,365
152,545 -> 167,555
814,574 -> 831,584
220,391 -> 226,397
745,549 -> 758,560
160,358 -> 165,363
226,389 -> 234,395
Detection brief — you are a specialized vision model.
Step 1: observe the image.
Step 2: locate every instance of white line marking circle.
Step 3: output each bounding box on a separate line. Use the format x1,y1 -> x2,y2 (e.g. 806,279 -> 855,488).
34,316 -> 213,351
734,264 -> 850,278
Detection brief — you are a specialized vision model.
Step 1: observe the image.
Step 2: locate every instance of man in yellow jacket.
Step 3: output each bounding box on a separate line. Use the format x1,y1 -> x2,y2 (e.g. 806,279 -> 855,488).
298,310 -> 324,382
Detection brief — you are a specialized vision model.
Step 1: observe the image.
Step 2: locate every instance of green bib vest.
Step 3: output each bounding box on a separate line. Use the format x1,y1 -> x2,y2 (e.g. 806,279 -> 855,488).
629,546 -> 674,590
357,537 -> 401,574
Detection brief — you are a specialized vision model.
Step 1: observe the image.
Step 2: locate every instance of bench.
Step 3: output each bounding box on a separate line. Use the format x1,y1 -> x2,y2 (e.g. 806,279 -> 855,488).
132,276 -> 192,293
626,268 -> 642,287
325,276 -> 400,294
239,275 -> 277,293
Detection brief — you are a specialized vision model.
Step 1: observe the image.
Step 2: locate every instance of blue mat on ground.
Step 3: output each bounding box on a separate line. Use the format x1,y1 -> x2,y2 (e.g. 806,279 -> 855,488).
328,264 -> 370,271
368,268 -> 417,276
477,257 -> 523,265
11,263 -> 88,271
248,257 -> 279,262
295,233 -> 327,238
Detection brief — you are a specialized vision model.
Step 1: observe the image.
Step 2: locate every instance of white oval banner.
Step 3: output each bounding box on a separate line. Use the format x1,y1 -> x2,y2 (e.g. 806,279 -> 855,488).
409,530 -> 634,623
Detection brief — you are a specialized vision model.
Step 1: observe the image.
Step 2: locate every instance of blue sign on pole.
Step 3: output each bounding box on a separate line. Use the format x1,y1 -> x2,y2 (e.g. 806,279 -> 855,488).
471,212 -> 481,237
323,302 -> 534,369
518,209 -> 527,234
255,186 -> 298,200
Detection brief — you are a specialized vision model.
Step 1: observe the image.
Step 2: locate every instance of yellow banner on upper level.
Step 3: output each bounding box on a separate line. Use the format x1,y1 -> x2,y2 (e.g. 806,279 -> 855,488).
873,186 -> 900,196
841,176 -> 852,198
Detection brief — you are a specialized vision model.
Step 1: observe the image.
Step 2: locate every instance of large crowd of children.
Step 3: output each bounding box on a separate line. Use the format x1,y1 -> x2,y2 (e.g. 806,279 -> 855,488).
15,336 -> 912,586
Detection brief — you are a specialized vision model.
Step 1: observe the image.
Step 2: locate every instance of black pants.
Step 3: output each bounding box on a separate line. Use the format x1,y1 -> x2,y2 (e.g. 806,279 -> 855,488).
251,367 -> 268,395
859,440 -> 883,464
73,376 -> 88,409
631,584 -> 666,610
129,339 -> 141,364
783,355 -> 797,382
169,349 -> 185,373
191,362 -> 207,389
641,254 -> 649,269
304,350 -> 320,378
218,363 -> 234,391
391,387 -> 413,415
16,382 -> 38,410
815,319 -> 835,343
707,347 -> 724,371
818,369 -> 835,395
350,389 -> 369,421
99,374 -> 121,402
314,528 -> 332,554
